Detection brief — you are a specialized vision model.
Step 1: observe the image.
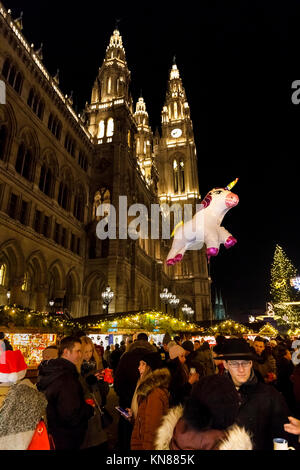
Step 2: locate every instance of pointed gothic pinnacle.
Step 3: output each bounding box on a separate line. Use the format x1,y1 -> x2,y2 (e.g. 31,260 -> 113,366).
173,55 -> 176,65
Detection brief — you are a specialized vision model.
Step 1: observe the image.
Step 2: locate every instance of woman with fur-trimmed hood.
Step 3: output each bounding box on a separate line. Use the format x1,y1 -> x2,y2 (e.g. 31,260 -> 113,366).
154,375 -> 253,451
129,352 -> 171,450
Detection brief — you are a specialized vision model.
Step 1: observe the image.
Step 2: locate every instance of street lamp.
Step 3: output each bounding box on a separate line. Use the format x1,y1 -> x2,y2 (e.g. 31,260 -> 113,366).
169,295 -> 180,318
6,290 -> 11,305
160,288 -> 172,314
182,304 -> 194,321
102,287 -> 114,315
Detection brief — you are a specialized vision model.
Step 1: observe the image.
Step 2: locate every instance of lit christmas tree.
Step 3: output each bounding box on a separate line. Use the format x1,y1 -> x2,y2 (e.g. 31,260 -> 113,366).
270,244 -> 300,327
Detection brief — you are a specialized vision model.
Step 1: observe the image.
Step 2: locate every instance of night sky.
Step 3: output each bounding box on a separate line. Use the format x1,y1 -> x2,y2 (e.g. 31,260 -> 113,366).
3,0 -> 300,321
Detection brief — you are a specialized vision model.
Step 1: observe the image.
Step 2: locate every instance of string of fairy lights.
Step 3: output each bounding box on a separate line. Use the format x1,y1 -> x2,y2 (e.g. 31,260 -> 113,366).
1,305 -> 298,337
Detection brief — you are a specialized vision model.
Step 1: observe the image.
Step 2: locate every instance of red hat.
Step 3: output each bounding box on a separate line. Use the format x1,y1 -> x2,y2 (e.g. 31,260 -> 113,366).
0,350 -> 27,383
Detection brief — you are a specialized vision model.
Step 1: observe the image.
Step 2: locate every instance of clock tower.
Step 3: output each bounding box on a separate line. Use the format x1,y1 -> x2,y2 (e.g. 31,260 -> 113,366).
157,58 -> 200,203
156,59 -> 212,322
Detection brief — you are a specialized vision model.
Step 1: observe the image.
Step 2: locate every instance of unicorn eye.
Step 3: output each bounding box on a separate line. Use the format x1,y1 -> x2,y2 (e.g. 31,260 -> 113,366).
214,190 -> 222,195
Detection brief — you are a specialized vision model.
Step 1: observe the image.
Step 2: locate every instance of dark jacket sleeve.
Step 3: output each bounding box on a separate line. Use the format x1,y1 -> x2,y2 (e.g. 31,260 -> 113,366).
54,374 -> 94,427
269,387 -> 299,449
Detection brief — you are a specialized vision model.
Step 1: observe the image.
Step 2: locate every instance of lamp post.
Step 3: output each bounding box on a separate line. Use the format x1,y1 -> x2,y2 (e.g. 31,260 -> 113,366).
102,287 -> 114,316
169,295 -> 180,318
160,288 -> 172,314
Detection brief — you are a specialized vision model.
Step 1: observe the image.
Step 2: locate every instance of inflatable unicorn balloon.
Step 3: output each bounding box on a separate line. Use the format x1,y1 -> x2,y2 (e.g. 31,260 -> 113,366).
166,178 -> 239,265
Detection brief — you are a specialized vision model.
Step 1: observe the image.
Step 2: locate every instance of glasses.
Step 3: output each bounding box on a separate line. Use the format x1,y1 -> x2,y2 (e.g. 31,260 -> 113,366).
227,360 -> 252,369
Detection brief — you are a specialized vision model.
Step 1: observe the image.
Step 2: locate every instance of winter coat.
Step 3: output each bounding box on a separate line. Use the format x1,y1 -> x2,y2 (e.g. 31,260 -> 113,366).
110,348 -> 122,372
154,405 -> 253,450
131,368 -> 170,450
228,369 -> 299,450
251,350 -> 277,381
0,379 -> 47,450
114,340 -> 156,408
37,358 -> 94,450
166,358 -> 192,407
79,369 -> 108,449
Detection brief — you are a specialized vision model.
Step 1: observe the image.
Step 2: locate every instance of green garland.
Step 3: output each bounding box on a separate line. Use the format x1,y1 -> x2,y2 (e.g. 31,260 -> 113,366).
0,306 -> 200,335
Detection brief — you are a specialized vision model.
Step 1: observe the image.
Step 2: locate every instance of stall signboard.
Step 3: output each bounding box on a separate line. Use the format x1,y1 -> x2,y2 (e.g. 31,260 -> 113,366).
5,333 -> 56,367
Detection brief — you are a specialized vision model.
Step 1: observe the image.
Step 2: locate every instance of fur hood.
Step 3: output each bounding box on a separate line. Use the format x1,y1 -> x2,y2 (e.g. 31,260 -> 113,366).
136,368 -> 171,399
154,405 -> 253,451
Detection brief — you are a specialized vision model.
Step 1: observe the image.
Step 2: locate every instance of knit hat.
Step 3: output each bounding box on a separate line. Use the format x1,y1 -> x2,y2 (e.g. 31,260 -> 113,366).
0,350 -> 27,383
216,338 -> 254,361
169,345 -> 186,360
141,352 -> 162,371
186,375 -> 240,430
181,340 -> 194,353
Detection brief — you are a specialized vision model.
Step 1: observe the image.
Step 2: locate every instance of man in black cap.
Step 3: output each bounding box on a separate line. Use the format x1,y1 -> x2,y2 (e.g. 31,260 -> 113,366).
219,338 -> 298,450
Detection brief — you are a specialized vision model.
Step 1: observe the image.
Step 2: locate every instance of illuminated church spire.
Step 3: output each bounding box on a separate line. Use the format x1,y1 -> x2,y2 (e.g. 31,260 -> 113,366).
90,27 -> 131,106
162,58 -> 190,124
134,93 -> 155,186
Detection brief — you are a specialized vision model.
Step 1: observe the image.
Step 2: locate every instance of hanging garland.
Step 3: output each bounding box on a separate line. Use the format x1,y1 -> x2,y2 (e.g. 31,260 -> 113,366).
80,310 -> 200,334
0,305 -> 77,334
258,323 -> 279,337
0,306 -> 200,335
206,320 -> 253,336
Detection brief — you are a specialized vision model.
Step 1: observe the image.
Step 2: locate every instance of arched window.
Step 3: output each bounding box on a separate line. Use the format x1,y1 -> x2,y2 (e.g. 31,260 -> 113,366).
2,58 -> 23,94
107,77 -> 112,94
93,188 -> 111,219
106,118 -> 114,137
173,160 -> 179,194
22,272 -> 31,292
0,124 -> 7,160
0,263 -> 7,286
74,190 -> 84,222
180,161 -> 185,192
14,72 -> 23,94
39,163 -> 53,197
58,181 -> 70,210
98,120 -> 105,139
27,88 -> 35,108
15,142 -> 33,181
174,102 -> 178,120
37,100 -> 45,120
2,58 -> 10,79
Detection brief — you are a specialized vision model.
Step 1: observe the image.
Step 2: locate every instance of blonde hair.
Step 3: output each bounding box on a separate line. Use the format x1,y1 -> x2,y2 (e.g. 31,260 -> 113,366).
79,336 -> 103,371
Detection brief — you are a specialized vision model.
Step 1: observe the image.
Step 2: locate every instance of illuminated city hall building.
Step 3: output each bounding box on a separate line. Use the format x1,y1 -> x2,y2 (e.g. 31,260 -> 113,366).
0,4 -> 212,321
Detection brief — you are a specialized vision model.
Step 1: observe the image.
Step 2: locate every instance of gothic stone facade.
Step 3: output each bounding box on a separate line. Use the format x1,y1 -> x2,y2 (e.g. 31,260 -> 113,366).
0,5 -> 212,321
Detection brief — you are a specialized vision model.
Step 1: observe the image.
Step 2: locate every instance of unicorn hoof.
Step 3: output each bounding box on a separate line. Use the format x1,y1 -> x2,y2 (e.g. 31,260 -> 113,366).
206,247 -> 219,260
225,236 -> 237,249
166,259 -> 175,266
174,254 -> 183,263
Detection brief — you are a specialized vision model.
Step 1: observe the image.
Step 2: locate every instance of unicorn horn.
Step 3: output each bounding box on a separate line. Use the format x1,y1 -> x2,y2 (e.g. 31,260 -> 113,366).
225,178 -> 239,191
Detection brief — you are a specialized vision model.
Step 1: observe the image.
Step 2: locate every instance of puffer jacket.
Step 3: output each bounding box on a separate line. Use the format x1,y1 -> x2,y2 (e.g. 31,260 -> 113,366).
154,405 -> 253,450
131,368 -> 171,450
37,358 -> 94,450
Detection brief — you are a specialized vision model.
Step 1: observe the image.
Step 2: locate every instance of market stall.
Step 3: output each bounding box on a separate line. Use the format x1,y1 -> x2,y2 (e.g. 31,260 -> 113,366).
1,328 -> 57,367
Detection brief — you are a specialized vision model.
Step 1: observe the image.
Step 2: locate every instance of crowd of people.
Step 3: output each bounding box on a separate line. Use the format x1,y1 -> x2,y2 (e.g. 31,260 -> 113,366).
1,330 -> 300,451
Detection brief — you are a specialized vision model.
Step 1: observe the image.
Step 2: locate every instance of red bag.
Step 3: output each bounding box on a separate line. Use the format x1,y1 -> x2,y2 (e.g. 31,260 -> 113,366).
27,419 -> 54,450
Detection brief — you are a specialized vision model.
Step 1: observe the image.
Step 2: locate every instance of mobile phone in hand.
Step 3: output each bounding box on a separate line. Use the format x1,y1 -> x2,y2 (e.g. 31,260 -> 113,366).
115,406 -> 130,419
